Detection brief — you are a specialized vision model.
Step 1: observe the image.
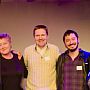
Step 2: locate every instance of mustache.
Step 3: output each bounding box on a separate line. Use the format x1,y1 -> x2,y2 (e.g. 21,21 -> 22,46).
68,43 -> 76,46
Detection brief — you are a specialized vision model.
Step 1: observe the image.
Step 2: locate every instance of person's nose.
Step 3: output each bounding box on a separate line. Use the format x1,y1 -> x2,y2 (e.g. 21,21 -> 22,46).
39,35 -> 42,39
70,40 -> 73,44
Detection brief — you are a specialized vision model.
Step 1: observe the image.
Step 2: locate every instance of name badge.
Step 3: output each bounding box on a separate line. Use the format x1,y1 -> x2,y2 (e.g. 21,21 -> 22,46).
44,56 -> 50,61
76,66 -> 82,70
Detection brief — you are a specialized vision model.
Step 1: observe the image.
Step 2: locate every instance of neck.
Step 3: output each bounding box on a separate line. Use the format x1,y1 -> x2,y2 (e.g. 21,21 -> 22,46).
37,44 -> 47,49
2,52 -> 13,59
69,48 -> 79,61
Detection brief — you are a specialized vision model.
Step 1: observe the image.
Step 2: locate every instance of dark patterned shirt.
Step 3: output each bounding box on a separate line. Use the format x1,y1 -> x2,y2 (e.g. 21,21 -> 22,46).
56,49 -> 90,90
63,55 -> 84,90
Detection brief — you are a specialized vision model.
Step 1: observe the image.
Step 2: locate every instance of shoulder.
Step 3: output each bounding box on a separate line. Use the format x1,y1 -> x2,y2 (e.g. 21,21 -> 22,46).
56,52 -> 66,68
48,43 -> 60,55
58,52 -> 65,59
59,50 -> 68,57
48,43 -> 59,50
57,50 -> 68,62
11,51 -> 23,60
80,49 -> 90,56
24,44 -> 35,51
79,49 -> 90,61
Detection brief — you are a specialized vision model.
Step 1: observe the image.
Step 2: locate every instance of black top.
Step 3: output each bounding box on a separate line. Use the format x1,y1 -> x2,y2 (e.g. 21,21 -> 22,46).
0,52 -> 27,90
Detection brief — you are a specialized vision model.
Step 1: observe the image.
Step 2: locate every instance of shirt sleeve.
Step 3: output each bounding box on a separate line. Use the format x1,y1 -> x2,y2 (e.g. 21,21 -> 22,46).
86,53 -> 90,81
24,48 -> 29,70
20,56 -> 28,78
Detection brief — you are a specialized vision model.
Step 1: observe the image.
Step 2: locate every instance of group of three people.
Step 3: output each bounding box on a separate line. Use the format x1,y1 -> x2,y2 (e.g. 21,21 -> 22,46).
0,24 -> 90,90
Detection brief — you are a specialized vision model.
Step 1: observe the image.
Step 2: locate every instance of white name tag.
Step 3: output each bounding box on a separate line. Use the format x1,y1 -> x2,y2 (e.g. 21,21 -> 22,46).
44,56 -> 50,61
76,66 -> 82,70
37,87 -> 50,90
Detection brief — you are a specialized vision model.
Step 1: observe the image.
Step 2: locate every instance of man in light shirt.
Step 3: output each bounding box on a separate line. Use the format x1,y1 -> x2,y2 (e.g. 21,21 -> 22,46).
24,25 -> 60,90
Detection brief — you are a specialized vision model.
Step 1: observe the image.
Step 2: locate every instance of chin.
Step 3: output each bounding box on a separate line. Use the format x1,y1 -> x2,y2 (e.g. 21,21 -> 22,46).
69,48 -> 77,52
38,45 -> 44,48
1,52 -> 9,55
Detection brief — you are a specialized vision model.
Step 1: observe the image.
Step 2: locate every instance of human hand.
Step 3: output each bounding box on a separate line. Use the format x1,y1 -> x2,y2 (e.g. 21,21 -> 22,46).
12,50 -> 22,60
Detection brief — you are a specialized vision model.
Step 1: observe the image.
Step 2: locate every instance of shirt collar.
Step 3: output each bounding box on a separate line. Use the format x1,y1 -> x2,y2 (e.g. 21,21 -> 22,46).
35,43 -> 49,51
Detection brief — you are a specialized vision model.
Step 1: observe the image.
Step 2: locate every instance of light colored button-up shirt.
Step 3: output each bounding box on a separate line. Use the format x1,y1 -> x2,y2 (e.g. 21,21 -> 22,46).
24,43 -> 60,90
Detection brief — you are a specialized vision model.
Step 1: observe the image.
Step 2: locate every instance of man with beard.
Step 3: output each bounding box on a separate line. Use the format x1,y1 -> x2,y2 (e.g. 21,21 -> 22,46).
56,30 -> 90,90
24,25 -> 60,90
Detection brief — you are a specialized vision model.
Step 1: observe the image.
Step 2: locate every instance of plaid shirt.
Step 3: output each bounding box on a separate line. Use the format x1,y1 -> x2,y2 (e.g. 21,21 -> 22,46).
63,55 -> 84,90
56,49 -> 90,90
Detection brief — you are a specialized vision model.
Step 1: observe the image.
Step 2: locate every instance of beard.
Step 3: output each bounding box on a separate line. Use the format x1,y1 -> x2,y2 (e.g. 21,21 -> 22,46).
69,46 -> 78,52
68,44 -> 78,52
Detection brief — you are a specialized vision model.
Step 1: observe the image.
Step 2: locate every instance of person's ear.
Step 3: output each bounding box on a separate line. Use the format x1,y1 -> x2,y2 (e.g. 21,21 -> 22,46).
78,37 -> 80,44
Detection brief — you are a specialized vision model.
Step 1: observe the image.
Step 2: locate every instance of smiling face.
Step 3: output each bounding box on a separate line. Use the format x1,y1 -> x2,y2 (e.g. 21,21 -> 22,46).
34,28 -> 48,48
64,33 -> 79,52
0,37 -> 12,55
